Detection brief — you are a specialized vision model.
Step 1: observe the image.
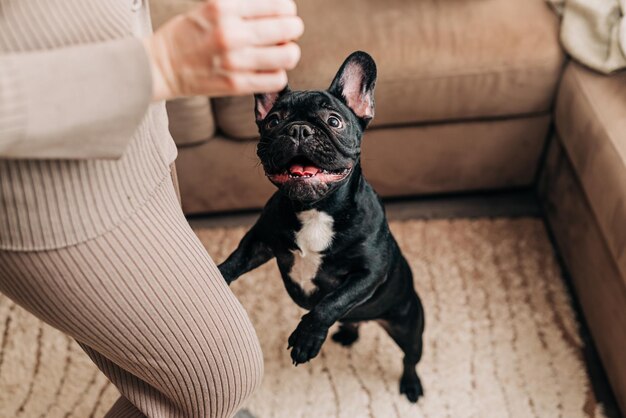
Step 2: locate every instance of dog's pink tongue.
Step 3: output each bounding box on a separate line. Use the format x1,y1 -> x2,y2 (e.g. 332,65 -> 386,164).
289,164 -> 304,176
289,164 -> 320,176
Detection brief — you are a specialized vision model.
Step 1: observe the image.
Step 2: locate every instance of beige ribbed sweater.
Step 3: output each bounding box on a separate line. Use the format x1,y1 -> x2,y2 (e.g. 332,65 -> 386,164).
0,0 -> 177,250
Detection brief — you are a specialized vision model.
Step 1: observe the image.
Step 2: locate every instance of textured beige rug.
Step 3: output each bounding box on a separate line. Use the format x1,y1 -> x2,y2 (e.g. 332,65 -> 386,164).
0,218 -> 607,418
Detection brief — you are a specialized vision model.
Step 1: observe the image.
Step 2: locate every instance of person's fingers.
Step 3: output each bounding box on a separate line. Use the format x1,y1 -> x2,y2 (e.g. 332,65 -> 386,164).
239,0 -> 298,19
218,43 -> 301,72
245,16 -> 304,47
201,0 -> 297,22
209,16 -> 303,51
213,70 -> 289,96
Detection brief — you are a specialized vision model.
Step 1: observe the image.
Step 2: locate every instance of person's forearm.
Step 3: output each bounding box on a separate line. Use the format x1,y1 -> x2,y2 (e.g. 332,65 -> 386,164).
0,38 -> 151,160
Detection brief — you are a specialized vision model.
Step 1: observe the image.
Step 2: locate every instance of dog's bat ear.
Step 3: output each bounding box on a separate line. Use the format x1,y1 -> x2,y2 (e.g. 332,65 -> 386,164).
254,86 -> 290,122
328,51 -> 377,127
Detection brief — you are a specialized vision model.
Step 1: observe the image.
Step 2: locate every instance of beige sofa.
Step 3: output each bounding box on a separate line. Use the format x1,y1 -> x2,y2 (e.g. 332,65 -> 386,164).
152,0 -> 625,414
152,0 -> 564,214
539,63 -> 626,415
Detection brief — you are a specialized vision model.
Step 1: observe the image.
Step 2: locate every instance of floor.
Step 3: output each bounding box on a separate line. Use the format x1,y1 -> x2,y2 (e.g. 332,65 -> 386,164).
0,189 -> 620,417
189,188 -> 622,418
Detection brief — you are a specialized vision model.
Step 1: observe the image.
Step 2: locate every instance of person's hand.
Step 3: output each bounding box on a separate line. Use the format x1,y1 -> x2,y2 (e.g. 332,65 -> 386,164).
144,0 -> 304,101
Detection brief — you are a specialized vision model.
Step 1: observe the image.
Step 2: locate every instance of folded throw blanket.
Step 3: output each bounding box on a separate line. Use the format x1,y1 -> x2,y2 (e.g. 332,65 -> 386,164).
549,0 -> 626,73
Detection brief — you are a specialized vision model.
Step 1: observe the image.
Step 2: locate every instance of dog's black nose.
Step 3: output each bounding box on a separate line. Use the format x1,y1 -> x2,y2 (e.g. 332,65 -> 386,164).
288,124 -> 314,141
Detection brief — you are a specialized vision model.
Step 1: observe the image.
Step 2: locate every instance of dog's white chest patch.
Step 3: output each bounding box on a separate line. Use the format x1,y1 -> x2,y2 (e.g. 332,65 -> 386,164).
290,209 -> 335,294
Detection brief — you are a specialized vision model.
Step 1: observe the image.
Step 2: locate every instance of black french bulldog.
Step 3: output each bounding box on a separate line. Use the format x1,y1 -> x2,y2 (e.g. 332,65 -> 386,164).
218,51 -> 425,402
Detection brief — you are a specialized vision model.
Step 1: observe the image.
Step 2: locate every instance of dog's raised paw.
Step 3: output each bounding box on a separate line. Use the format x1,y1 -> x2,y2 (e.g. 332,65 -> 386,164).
400,375 -> 424,403
288,318 -> 329,365
331,327 -> 359,347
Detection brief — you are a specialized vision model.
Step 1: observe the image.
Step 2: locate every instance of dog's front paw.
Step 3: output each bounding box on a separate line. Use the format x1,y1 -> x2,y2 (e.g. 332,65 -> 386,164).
287,315 -> 328,366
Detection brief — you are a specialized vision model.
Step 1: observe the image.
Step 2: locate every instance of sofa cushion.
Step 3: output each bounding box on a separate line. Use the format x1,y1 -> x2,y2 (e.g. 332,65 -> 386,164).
176,115 -> 549,214
213,0 -> 564,139
165,97 -> 215,147
555,62 -> 626,282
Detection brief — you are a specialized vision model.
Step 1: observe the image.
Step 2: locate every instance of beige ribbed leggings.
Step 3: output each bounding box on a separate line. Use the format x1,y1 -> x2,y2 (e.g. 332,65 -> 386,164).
0,176 -> 263,418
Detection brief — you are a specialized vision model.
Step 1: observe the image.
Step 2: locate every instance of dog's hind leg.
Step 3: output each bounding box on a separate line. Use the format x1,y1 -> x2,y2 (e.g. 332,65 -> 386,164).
379,292 -> 425,403
331,322 -> 360,347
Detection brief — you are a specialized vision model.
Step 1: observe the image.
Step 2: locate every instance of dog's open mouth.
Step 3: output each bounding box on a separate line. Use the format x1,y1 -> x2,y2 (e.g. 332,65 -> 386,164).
266,156 -> 352,185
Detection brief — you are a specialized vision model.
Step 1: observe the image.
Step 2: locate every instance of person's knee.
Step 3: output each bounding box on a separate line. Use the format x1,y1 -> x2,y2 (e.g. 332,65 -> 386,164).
173,311 -> 263,418
216,314 -> 264,414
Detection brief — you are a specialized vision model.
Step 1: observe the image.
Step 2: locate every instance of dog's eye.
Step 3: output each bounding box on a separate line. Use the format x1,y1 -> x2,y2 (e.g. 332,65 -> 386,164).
266,115 -> 280,129
327,116 -> 342,128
